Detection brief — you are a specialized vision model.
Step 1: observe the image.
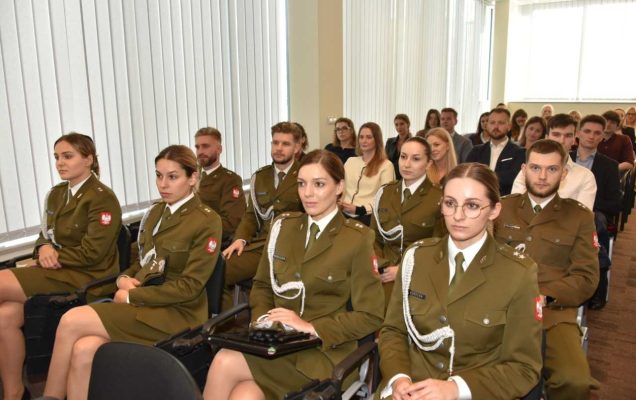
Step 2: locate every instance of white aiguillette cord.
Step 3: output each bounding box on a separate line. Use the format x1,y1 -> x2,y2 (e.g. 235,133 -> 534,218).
372,185 -> 404,251
267,218 -> 306,315
401,246 -> 456,375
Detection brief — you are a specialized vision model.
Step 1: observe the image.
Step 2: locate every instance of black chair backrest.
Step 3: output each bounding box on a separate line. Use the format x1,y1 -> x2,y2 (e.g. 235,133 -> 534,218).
88,342 -> 202,400
207,255 -> 226,316
117,224 -> 132,271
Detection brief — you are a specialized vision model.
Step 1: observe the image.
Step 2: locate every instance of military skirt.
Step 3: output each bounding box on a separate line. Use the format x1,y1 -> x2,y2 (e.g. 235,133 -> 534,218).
90,302 -> 172,346
245,347 -> 334,399
12,266 -> 84,297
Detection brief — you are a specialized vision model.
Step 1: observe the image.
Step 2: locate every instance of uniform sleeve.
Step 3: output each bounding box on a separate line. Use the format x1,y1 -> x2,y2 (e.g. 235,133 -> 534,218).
219,174 -> 246,240
128,213 -> 222,306
311,229 -> 384,349
57,193 -> 122,268
461,262 -> 543,399
233,187 -> 259,243
511,170 -> 526,195
378,254 -> 413,380
369,209 -> 390,269
541,210 -> 599,306
249,233 -> 277,319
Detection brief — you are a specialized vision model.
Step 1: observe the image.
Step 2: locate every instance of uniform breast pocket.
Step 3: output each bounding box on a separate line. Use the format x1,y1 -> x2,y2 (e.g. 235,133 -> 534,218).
161,240 -> 190,272
464,307 -> 506,352
377,208 -> 392,225
314,270 -> 348,297
64,223 -> 87,242
539,230 -> 574,265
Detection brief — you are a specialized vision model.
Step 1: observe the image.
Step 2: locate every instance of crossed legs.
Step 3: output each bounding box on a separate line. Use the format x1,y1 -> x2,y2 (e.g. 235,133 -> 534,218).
0,270 -> 28,400
203,349 -> 265,400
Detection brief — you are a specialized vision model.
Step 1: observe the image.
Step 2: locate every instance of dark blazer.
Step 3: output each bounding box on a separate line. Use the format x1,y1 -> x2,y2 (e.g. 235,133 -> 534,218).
570,151 -> 621,216
385,135 -> 409,180
466,140 -> 525,195
467,132 -> 486,146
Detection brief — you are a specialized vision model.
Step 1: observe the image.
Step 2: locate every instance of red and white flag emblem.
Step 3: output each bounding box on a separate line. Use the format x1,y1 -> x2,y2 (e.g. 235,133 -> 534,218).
99,212 -> 112,226
534,296 -> 543,321
371,255 -> 379,274
206,238 -> 218,254
232,186 -> 240,199
592,232 -> 600,249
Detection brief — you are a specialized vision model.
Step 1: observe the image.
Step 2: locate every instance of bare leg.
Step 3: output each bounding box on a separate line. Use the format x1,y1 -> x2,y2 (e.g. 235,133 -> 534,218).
203,349 -> 264,400
0,270 -> 28,400
67,336 -> 109,400
229,381 -> 265,400
43,305 -> 109,399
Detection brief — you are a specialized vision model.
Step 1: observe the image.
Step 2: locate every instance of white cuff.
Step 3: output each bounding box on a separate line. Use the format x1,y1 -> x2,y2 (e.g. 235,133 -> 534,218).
448,375 -> 471,400
380,373 -> 411,399
125,292 -> 130,304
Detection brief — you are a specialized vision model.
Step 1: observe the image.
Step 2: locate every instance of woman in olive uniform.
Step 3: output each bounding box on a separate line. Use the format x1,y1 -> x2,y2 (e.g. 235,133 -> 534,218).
377,163 -> 542,400
0,133 -> 121,400
371,136 -> 444,305
40,145 -> 222,400
204,150 -> 384,400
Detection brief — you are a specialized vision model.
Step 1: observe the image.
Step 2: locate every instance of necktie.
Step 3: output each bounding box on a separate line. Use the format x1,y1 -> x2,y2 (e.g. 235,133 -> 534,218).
277,171 -> 286,188
403,188 -> 412,204
66,188 -> 72,205
533,204 -> 542,214
162,206 -> 172,222
305,223 -> 320,252
449,252 -> 465,293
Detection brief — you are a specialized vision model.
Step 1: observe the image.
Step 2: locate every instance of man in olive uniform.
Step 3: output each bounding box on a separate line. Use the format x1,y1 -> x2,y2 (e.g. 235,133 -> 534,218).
221,122 -> 304,309
194,127 -> 246,249
494,139 -> 600,400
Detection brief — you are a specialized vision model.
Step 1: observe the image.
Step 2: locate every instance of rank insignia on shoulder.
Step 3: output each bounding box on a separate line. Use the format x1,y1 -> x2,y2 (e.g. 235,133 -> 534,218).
232,186 -> 241,199
206,238 -> 218,254
97,187 -> 103,192
99,212 -> 112,226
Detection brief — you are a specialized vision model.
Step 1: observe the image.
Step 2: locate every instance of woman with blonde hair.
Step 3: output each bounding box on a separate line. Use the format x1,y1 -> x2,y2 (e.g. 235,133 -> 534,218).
424,128 -> 457,185
624,106 -> 636,129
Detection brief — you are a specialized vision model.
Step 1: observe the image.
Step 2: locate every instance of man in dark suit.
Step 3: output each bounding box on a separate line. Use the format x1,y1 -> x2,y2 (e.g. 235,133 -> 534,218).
466,108 -> 525,195
571,114 -> 622,309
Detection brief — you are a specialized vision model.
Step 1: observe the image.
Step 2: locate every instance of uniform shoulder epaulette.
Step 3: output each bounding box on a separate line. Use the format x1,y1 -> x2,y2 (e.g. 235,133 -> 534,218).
561,197 -> 591,212
196,203 -> 215,215
496,243 -> 535,269
343,218 -> 371,233
255,164 -> 273,174
53,181 -> 67,189
383,179 -> 400,188
412,237 -> 442,248
501,193 -> 522,200
274,211 -> 303,223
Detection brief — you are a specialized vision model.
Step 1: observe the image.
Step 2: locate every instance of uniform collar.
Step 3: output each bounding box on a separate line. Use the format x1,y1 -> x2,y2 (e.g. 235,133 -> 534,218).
202,163 -> 221,175
401,174 -> 427,195
167,192 -> 195,214
447,230 -> 488,272
307,206 -> 339,239
69,174 -> 92,196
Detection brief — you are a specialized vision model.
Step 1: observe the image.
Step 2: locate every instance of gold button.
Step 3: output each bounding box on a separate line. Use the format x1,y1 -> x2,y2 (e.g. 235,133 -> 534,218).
483,318 -> 490,325
327,275 -> 333,281
526,236 -> 532,242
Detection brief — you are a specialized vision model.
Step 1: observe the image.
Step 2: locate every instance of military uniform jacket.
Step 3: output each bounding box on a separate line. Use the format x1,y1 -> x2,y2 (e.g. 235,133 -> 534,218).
197,165 -> 246,243
494,193 -> 599,328
121,196 -> 222,334
34,174 -> 122,290
370,178 -> 444,269
234,162 -> 303,250
379,235 -> 542,399
250,211 -> 384,378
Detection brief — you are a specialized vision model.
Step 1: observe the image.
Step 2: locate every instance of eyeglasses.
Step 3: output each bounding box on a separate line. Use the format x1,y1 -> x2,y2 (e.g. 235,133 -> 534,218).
334,127 -> 349,132
440,198 -> 491,219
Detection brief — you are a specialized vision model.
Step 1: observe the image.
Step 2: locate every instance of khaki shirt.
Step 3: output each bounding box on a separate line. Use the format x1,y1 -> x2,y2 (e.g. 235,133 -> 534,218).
494,193 -> 600,327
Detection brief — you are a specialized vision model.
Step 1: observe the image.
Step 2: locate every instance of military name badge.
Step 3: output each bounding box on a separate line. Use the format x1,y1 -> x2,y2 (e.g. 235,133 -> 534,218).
371,255 -> 379,274
206,238 -> 218,254
592,232 -> 600,249
99,212 -> 112,226
232,186 -> 240,199
534,296 -> 543,321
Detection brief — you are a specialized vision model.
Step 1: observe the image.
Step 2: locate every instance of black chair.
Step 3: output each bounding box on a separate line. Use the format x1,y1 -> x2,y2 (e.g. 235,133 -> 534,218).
0,253 -> 33,270
207,256 -> 226,316
23,224 -> 132,376
88,342 -> 202,400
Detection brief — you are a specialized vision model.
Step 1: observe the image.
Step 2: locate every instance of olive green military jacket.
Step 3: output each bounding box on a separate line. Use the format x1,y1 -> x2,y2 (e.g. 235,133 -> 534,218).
234,162 -> 303,250
494,193 -> 600,328
250,211 -> 384,379
379,235 -> 542,399
197,165 -> 246,244
370,178 -> 444,269
34,174 -> 122,290
121,196 -> 222,334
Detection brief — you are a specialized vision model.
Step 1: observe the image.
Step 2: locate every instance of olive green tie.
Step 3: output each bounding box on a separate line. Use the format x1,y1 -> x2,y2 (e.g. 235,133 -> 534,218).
403,188 -> 412,204
305,223 -> 320,252
277,171 -> 286,188
533,204 -> 542,214
449,252 -> 465,293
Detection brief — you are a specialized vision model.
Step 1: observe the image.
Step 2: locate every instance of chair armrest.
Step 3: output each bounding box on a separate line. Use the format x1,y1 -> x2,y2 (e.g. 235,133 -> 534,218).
331,341 -> 377,382
201,303 -> 250,335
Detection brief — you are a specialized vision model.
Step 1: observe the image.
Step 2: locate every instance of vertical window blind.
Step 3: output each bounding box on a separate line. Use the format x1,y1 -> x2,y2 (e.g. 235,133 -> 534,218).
343,0 -> 494,137
0,0 -> 288,243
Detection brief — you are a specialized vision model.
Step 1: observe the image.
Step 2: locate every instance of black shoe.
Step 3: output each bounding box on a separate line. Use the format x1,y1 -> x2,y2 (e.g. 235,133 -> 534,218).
22,386 -> 31,400
588,299 -> 607,310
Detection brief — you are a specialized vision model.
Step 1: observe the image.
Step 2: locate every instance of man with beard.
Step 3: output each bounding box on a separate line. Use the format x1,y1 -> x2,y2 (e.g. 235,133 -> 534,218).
195,127 -> 246,249
220,122 -> 304,310
466,108 -> 525,195
494,139 -> 599,400
440,107 -> 473,163
512,113 -> 597,210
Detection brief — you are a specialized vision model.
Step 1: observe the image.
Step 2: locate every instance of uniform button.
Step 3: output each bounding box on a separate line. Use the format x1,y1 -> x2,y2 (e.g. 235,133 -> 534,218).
439,315 -> 448,324
327,275 -> 333,281
294,272 -> 301,279
555,238 -> 560,243
436,361 -> 445,370
526,236 -> 533,242
276,199 -> 281,203
421,222 -> 427,226
483,318 -> 490,325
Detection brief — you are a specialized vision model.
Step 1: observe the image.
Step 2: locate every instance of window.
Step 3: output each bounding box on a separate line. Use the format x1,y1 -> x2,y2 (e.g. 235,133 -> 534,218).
505,0 -> 636,101
0,0 -> 288,244
344,0 -> 495,135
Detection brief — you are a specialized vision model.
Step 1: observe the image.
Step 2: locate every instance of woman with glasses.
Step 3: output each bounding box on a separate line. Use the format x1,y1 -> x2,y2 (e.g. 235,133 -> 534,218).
371,137 -> 444,305
377,163 -> 542,400
340,122 -> 395,225
325,117 -> 357,164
